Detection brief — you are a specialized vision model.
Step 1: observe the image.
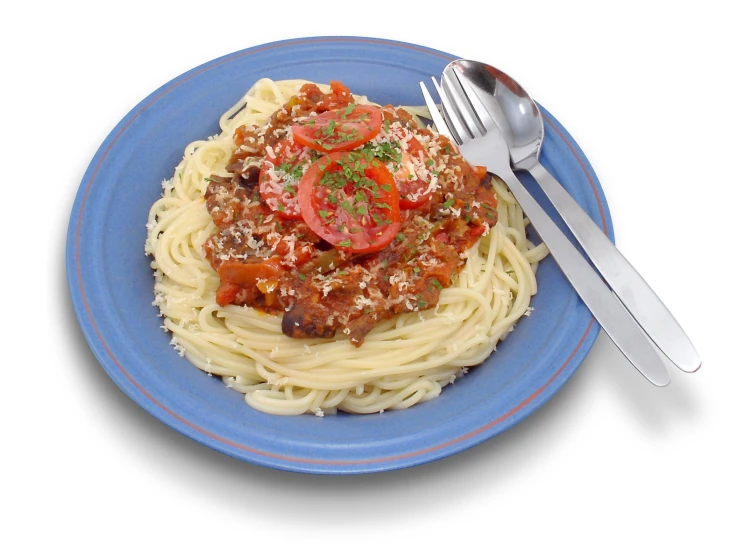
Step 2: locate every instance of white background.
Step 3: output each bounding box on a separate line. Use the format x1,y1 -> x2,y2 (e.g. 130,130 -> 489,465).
3,1 -> 728,558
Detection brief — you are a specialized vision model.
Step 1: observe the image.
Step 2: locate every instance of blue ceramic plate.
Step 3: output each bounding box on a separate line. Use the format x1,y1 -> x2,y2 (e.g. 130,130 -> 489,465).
67,37 -> 612,474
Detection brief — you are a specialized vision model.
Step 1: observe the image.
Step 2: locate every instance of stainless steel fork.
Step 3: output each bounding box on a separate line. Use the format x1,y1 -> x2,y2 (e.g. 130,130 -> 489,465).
420,73 -> 671,386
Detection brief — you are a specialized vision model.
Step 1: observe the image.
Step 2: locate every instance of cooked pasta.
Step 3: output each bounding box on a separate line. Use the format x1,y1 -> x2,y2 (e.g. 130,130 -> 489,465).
145,78 -> 548,416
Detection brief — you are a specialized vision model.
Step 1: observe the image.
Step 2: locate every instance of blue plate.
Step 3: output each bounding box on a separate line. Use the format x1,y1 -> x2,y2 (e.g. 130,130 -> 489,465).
66,37 -> 612,474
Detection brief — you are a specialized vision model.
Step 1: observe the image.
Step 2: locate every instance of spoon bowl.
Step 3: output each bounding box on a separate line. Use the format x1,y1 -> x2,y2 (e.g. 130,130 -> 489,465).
446,60 -> 543,169
443,59 -> 701,373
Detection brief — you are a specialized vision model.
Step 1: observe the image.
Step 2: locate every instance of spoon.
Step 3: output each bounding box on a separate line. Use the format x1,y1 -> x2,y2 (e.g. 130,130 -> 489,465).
445,59 -> 701,373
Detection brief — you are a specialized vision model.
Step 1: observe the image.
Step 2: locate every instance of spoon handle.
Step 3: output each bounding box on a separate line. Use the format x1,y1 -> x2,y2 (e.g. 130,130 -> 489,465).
525,161 -> 700,373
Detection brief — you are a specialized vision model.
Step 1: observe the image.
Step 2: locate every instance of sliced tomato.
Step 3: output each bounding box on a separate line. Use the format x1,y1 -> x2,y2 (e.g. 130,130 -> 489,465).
258,139 -> 313,219
292,105 -> 382,153
393,134 -> 435,209
298,153 -> 401,253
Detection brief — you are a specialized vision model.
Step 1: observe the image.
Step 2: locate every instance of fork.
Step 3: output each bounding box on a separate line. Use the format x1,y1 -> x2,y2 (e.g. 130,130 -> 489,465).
420,71 -> 671,386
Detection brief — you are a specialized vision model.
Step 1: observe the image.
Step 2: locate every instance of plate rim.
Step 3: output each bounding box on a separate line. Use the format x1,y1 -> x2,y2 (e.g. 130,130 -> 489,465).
66,35 -> 612,474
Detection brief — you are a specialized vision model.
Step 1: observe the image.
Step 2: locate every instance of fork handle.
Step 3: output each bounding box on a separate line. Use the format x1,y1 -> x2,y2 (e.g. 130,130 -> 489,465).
492,164 -> 670,386
526,161 -> 700,372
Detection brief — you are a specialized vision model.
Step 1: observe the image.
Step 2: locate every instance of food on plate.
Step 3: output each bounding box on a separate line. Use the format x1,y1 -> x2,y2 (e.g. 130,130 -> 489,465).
145,78 -> 548,416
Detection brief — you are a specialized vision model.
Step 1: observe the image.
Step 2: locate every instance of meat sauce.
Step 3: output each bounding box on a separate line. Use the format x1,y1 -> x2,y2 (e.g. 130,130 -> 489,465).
203,82 -> 498,346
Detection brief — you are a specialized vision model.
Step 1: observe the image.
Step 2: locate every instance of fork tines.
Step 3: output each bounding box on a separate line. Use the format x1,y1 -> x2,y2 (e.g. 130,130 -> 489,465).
421,68 -> 500,147
419,79 -> 455,143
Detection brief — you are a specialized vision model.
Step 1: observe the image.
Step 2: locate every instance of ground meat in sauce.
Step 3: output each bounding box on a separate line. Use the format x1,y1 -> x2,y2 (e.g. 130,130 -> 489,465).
203,81 -> 498,346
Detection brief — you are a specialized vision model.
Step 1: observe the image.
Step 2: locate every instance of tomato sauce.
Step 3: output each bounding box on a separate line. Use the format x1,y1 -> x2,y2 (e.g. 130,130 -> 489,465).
203,82 -> 498,346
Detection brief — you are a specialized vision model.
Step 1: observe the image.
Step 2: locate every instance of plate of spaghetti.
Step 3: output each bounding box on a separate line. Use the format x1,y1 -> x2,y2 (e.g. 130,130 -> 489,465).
67,37 -> 612,474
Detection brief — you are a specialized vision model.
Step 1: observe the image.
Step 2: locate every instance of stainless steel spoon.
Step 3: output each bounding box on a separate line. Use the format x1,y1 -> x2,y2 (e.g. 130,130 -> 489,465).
445,59 -> 701,374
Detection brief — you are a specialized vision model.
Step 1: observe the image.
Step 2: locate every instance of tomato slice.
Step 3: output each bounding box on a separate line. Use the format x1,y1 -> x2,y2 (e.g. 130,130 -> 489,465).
258,139 -> 313,219
393,135 -> 436,209
374,126 -> 434,210
298,153 -> 401,253
292,105 -> 383,153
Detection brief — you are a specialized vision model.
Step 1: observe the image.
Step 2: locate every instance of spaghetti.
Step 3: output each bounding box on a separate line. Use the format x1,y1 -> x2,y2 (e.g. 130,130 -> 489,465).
145,78 -> 548,416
